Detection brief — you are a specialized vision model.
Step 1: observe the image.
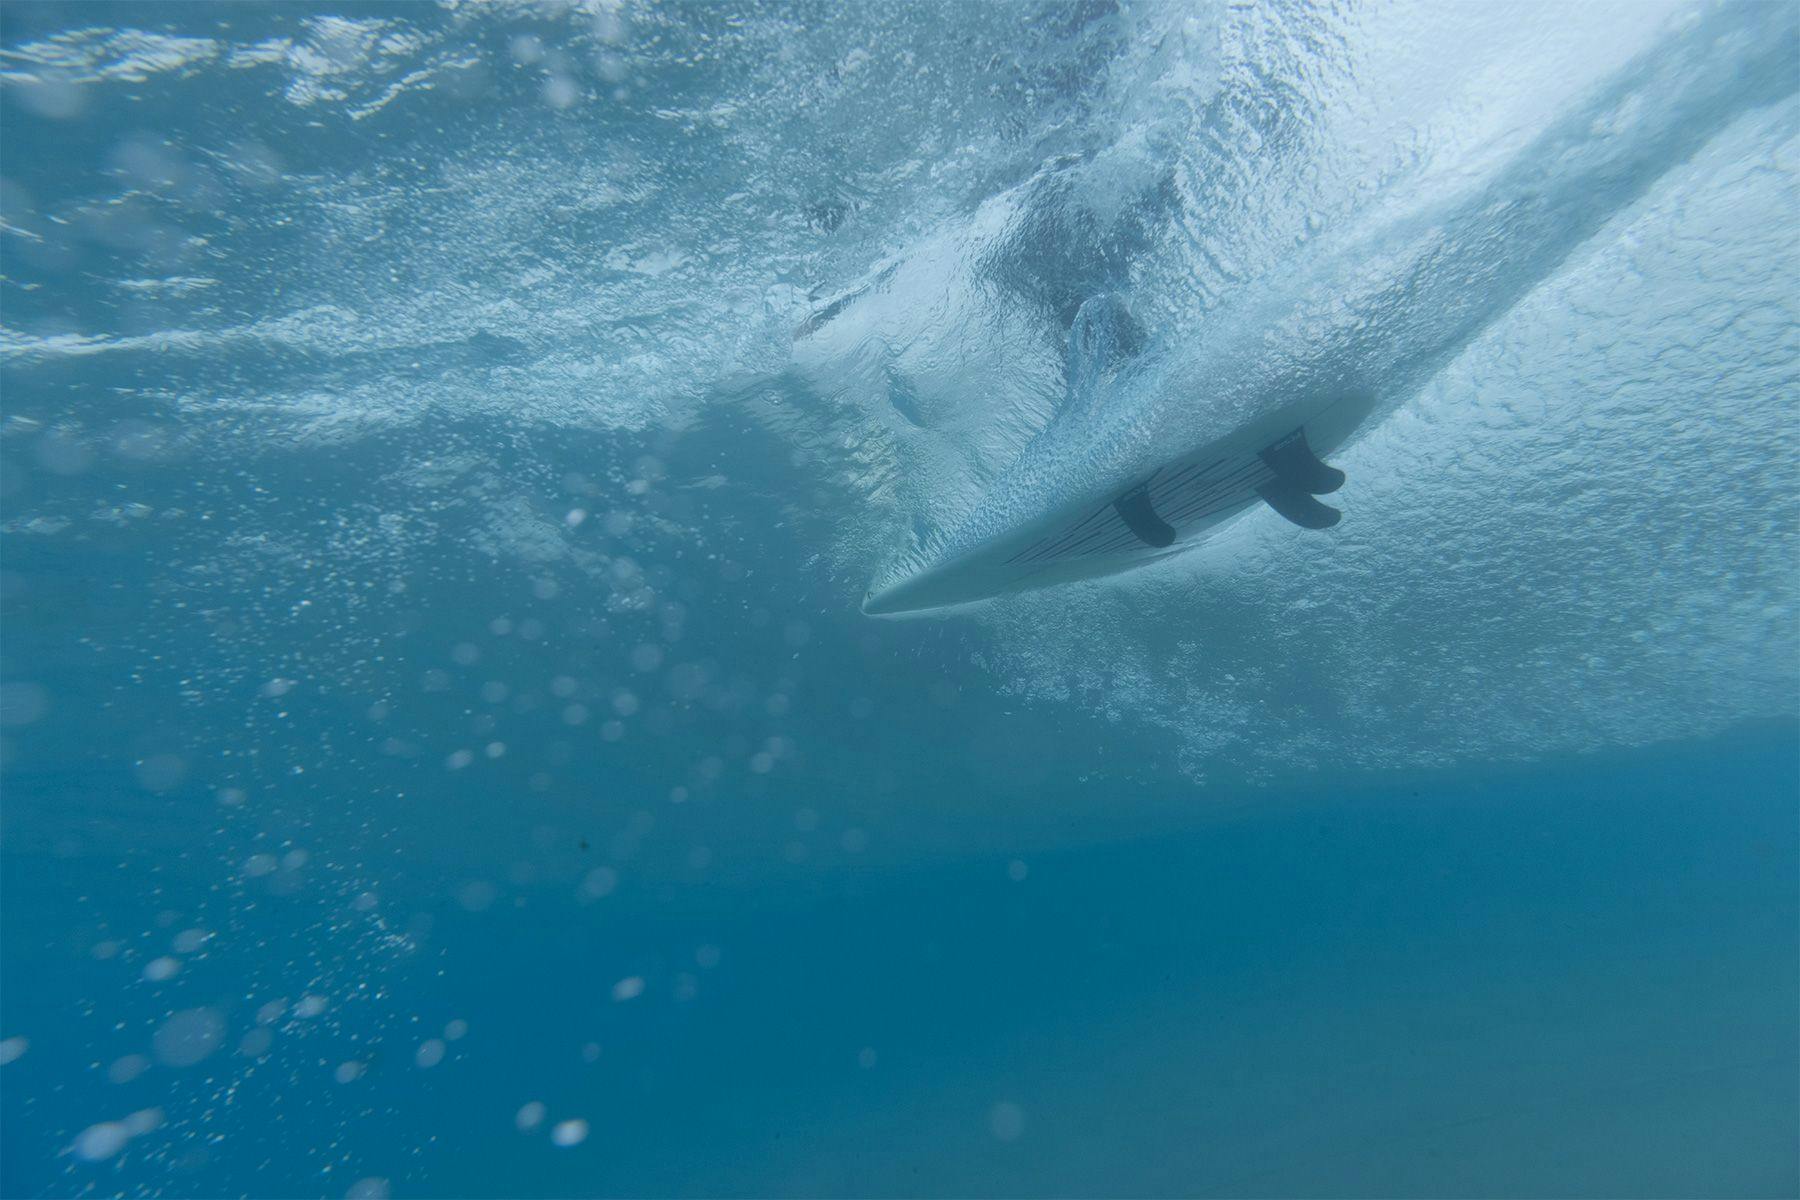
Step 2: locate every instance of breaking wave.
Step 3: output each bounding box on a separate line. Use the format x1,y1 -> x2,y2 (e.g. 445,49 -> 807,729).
3,0 -> 1795,779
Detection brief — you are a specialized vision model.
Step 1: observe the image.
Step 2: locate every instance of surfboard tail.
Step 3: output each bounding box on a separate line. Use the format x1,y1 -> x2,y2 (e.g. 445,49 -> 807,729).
1102,424 -> 1347,542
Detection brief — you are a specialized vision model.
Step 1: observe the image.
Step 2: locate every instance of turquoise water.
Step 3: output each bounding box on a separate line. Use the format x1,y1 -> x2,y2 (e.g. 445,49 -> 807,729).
2,3 -> 1796,1197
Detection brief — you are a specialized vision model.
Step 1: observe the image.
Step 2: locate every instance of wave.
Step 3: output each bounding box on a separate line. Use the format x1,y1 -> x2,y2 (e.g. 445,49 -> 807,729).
2,0 -> 1794,780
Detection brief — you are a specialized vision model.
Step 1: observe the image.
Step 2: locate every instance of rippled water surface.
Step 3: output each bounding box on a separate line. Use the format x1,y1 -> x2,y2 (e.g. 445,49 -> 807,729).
2,2 -> 1796,1196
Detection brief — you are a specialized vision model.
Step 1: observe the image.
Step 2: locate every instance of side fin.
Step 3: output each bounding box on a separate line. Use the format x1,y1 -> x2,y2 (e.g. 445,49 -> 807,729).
1260,427 -> 1345,495
1258,480 -> 1341,530
1114,486 -> 1176,548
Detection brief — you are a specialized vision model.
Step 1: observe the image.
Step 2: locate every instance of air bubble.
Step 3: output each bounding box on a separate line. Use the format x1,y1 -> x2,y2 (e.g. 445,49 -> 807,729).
73,1121 -> 129,1161
152,1007 -> 224,1067
172,928 -> 209,954
989,1101 -> 1026,1142
108,1054 -> 148,1083
579,867 -> 618,900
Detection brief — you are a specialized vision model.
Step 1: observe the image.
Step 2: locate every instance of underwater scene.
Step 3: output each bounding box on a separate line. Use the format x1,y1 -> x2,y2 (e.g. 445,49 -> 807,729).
1,1 -> 1796,1196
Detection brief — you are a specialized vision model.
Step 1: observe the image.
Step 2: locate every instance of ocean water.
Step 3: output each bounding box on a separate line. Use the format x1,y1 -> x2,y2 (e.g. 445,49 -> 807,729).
1,2 -> 1796,1197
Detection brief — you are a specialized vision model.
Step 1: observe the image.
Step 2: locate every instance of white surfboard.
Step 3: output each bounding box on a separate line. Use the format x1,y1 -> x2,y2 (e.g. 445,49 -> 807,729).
862,390 -> 1372,615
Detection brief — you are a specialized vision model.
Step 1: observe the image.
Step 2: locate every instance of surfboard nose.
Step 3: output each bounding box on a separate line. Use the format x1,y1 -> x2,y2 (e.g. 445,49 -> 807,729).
861,565 -> 967,617
861,582 -> 906,616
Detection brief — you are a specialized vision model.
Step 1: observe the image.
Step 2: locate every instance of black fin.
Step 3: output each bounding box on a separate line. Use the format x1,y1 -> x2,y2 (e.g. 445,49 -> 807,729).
1258,480 -> 1341,530
1114,487 -> 1176,548
1260,427 -> 1345,495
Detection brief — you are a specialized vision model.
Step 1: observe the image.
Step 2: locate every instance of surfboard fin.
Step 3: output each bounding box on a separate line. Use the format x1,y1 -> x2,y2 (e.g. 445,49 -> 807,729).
1113,487 -> 1176,547
1260,428 -> 1345,495
1257,480 -> 1341,529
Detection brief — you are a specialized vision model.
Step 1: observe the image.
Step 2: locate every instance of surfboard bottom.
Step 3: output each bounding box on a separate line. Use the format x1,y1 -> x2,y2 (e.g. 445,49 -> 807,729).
862,395 -> 1372,616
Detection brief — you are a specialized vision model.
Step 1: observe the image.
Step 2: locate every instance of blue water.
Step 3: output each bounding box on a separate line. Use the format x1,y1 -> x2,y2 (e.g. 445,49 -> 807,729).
2,2 -> 1797,1197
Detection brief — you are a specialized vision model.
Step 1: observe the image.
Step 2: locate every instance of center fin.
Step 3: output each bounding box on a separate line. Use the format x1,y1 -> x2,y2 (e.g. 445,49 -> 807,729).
1260,427 -> 1345,495
1258,480 -> 1341,529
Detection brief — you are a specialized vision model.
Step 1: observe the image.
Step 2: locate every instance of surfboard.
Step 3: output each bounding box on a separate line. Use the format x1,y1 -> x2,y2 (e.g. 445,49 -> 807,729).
861,392 -> 1370,615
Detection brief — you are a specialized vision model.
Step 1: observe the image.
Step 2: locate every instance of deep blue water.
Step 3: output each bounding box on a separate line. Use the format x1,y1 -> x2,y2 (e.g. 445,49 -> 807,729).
2,2 -> 1797,1197
3,724 -> 1796,1197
